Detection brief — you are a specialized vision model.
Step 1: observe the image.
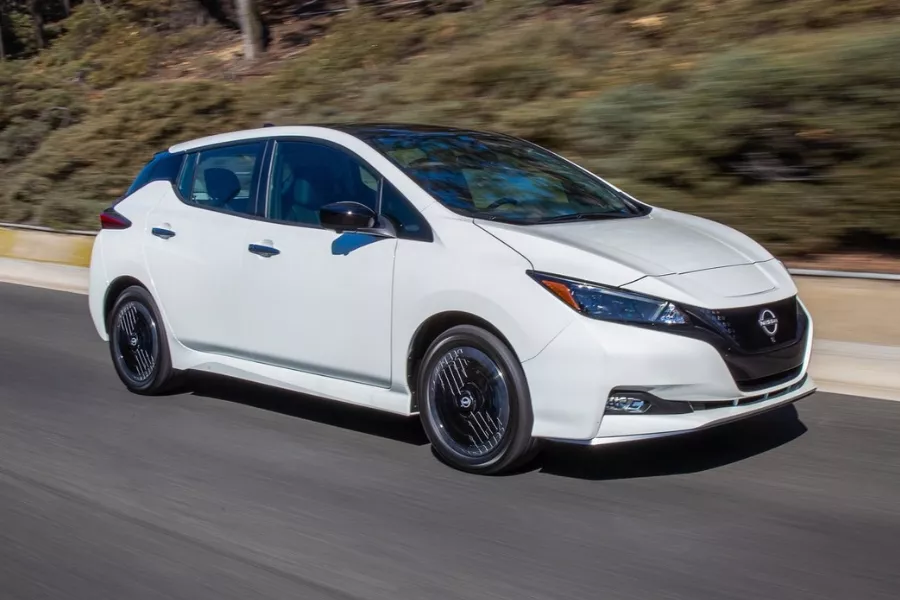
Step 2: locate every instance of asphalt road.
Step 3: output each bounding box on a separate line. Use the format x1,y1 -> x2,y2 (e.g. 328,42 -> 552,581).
0,283 -> 898,600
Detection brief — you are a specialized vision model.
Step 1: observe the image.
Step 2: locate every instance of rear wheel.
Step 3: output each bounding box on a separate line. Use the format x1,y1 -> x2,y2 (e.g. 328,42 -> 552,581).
418,325 -> 539,474
108,285 -> 176,395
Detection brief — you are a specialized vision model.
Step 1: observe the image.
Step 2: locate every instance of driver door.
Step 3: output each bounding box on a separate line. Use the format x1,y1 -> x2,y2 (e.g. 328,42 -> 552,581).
238,140 -> 397,388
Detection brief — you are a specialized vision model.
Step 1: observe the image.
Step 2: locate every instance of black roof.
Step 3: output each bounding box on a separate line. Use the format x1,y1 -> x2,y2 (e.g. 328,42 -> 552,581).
322,123 -> 513,140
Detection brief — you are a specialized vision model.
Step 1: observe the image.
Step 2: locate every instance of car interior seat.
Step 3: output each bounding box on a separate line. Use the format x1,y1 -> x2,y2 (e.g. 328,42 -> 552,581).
203,168 -> 243,212
280,164 -> 332,225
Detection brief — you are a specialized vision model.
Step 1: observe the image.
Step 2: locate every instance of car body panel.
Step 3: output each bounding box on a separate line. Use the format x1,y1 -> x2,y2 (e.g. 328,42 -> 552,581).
238,219 -> 397,388
623,259 -> 798,309
390,207 -> 576,390
143,189 -> 253,356
476,207 -> 774,290
87,232 -> 110,341
178,348 -> 414,415
523,301 -> 814,440
88,180 -> 169,341
88,124 -> 815,445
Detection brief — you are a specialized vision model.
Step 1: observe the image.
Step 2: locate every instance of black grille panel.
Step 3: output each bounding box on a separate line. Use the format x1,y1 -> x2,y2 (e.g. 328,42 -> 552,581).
735,365 -> 803,392
694,297 -> 800,352
676,296 -> 808,391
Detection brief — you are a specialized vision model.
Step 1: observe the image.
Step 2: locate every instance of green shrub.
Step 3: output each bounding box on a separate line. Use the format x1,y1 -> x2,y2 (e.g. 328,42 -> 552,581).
37,3 -> 165,88
1,1 -> 898,256
571,27 -> 900,254
0,65 -> 86,167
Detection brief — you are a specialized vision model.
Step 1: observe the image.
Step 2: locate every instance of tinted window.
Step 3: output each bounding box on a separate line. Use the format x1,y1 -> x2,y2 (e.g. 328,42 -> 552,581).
364,132 -> 648,224
151,153 -> 184,182
185,143 -> 265,216
267,141 -> 378,226
126,152 -> 184,196
178,153 -> 197,199
127,160 -> 155,196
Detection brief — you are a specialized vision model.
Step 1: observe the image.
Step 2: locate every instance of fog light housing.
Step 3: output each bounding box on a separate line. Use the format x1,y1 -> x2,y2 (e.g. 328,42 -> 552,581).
605,390 -> 693,415
606,395 -> 651,414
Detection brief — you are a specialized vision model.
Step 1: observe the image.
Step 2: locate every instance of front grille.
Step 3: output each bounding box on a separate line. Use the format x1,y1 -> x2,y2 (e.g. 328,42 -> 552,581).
693,296 -> 800,352
680,295 -> 808,391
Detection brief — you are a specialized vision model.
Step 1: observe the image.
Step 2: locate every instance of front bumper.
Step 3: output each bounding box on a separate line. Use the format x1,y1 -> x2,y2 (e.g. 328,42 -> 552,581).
521,301 -> 815,442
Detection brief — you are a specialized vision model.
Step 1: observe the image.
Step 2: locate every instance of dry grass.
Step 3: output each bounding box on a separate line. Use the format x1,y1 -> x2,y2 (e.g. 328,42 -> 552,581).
0,0 -> 898,256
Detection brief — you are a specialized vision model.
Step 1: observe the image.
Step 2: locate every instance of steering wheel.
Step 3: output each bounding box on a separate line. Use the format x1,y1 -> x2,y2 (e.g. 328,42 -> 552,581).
484,197 -> 520,211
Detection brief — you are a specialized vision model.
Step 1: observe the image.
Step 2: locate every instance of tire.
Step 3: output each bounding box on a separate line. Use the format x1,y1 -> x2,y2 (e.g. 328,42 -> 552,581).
107,285 -> 177,395
417,325 -> 539,475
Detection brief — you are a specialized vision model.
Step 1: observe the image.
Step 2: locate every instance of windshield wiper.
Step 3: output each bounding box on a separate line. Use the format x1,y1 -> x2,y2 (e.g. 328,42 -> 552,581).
532,212 -> 633,224
467,212 -> 525,224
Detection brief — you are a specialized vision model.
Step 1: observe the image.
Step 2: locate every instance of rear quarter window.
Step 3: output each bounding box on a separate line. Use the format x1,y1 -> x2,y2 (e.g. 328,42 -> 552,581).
126,152 -> 184,196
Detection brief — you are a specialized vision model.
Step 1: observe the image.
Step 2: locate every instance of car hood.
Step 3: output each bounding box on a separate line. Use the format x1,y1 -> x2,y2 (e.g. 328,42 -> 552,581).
476,208 -> 790,308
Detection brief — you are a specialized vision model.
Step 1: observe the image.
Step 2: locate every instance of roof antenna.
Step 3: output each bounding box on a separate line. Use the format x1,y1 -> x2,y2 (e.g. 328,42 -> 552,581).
263,122 -> 275,128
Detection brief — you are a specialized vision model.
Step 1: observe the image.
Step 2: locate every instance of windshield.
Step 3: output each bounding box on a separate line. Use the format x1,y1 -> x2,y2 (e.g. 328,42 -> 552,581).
362,131 -> 648,224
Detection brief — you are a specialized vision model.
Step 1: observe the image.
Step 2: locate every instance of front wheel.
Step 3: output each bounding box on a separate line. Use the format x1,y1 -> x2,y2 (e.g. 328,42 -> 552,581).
417,325 -> 539,474
108,285 -> 177,395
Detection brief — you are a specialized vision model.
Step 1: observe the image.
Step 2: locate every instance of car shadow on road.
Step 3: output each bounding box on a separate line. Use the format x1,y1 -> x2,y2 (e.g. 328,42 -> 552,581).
534,404 -> 808,481
186,373 -> 430,446
184,373 -> 807,479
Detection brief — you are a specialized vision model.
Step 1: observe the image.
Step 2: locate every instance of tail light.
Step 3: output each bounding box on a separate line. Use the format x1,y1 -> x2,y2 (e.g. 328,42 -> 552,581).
100,207 -> 132,230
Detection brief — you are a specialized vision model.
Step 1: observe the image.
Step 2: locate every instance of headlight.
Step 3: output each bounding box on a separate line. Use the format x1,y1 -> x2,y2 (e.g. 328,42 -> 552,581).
529,272 -> 689,325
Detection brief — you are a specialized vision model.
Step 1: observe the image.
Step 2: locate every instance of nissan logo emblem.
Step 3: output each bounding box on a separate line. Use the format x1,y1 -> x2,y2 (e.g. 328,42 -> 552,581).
758,309 -> 779,337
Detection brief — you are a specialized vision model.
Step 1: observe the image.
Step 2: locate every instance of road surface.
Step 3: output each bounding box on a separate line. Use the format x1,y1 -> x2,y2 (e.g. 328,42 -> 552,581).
0,282 -> 898,599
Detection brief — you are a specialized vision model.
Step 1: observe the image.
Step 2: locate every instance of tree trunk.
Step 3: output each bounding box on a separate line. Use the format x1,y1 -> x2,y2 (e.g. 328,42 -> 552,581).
62,0 -> 71,16
235,0 -> 264,61
347,0 -> 359,9
0,10 -> 5,61
29,0 -> 45,50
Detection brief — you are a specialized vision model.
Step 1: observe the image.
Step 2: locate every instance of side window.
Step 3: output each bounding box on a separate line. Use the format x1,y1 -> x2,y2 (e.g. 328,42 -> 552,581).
183,143 -> 265,216
126,152 -> 184,196
178,153 -> 197,199
381,182 -> 433,242
126,162 -> 154,196
150,153 -> 184,183
267,141 -> 378,226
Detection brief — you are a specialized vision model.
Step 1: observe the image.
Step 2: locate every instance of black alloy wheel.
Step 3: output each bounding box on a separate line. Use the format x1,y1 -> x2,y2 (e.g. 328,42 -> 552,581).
108,286 -> 176,395
418,325 -> 538,474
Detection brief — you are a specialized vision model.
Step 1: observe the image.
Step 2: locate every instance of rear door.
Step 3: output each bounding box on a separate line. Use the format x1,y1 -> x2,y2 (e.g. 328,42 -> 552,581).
144,140 -> 268,354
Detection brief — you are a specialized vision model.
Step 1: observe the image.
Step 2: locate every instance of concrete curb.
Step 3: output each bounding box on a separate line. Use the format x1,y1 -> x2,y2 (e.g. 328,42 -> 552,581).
794,277 -> 900,346
0,227 -> 94,268
1,257 -> 898,402
809,341 -> 900,402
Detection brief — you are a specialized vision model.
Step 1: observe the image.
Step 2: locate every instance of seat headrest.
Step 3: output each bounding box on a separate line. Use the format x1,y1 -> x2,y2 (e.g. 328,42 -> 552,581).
204,168 -> 241,207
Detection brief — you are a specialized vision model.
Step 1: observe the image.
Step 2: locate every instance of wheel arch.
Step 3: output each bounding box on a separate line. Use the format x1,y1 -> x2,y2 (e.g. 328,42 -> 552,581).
103,275 -> 150,333
406,311 -> 519,412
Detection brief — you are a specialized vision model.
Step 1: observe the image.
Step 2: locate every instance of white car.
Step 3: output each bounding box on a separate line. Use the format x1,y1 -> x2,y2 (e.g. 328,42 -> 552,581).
88,124 -> 816,474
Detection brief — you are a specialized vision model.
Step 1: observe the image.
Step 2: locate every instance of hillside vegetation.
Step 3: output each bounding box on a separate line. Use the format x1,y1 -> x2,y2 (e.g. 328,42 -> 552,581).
1,0 -> 899,257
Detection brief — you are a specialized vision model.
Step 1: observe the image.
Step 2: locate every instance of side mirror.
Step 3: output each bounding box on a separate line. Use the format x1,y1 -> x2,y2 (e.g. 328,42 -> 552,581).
319,201 -> 377,233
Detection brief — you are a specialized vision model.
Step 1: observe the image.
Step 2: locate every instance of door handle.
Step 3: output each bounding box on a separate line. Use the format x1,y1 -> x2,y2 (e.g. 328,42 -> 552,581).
248,244 -> 280,258
151,227 -> 176,240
